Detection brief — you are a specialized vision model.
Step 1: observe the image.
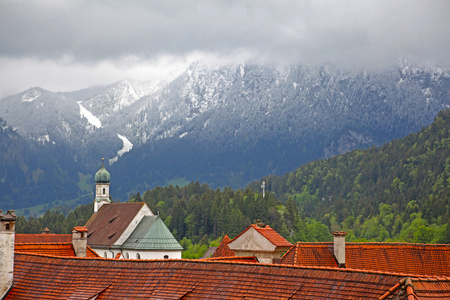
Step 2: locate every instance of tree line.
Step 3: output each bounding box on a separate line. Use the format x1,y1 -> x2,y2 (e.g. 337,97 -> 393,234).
15,109 -> 450,257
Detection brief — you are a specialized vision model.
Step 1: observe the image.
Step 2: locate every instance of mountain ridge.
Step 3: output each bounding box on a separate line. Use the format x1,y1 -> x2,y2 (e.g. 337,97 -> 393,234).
0,61 -> 449,210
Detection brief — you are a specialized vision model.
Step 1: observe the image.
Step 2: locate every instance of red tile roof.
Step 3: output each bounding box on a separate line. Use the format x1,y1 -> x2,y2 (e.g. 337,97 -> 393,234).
380,277 -> 450,300
9,253 -> 442,299
14,243 -> 100,258
201,256 -> 259,263
15,234 -> 71,243
230,224 -> 293,247
281,242 -> 450,277
211,235 -> 235,258
281,243 -> 337,266
252,224 -> 293,247
85,202 -> 146,247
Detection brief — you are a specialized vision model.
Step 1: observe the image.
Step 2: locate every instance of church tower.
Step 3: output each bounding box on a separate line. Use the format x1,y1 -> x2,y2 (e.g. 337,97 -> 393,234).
94,158 -> 111,213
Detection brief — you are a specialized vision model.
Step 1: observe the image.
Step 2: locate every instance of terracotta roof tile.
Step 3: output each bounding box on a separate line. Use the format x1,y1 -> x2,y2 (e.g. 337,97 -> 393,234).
251,224 -> 293,247
8,253 -> 424,299
230,224 -> 292,248
211,235 -> 236,258
200,256 -> 259,263
14,243 -> 99,258
281,242 -> 450,277
72,226 -> 88,232
380,277 -> 450,300
410,277 -> 450,299
15,234 -> 71,243
85,202 -> 146,247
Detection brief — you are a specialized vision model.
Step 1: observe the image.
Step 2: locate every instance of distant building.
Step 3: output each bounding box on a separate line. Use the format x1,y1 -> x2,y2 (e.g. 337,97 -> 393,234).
226,221 -> 293,264
279,231 -> 450,277
15,226 -> 99,258
3,210 -> 450,298
85,160 -> 182,259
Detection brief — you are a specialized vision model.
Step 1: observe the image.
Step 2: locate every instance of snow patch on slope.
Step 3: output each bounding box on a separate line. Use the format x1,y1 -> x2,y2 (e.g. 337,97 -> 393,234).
109,134 -> 133,165
22,90 -> 41,102
78,102 -> 102,128
36,134 -> 55,145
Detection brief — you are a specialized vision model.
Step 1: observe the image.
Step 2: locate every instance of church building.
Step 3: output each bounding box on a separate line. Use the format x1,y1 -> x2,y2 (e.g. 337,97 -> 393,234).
85,159 -> 183,259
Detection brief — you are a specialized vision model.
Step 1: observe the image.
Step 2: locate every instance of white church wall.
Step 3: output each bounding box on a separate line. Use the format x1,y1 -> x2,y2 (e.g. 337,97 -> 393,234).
93,247 -> 181,260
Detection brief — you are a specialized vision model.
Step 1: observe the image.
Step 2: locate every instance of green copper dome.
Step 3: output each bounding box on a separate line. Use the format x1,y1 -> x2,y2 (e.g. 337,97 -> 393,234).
95,158 -> 110,184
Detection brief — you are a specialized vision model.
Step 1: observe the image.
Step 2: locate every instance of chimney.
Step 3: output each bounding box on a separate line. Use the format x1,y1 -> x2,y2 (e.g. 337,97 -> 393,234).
332,231 -> 347,268
0,210 -> 17,299
72,226 -> 88,258
255,219 -> 266,228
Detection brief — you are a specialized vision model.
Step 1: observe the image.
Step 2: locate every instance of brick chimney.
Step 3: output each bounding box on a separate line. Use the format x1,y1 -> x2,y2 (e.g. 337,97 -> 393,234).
0,210 -> 17,299
72,226 -> 88,258
332,231 -> 347,268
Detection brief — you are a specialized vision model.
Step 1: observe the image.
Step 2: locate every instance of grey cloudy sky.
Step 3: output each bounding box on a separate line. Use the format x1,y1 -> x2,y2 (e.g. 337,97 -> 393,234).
0,0 -> 449,98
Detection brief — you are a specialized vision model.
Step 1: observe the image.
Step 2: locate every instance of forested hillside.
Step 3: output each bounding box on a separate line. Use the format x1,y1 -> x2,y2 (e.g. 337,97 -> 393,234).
16,109 -> 450,257
2,62 -> 449,210
250,108 -> 450,242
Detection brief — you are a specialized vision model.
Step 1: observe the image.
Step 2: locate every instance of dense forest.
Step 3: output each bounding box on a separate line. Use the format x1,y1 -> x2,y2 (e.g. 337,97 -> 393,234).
15,109 -> 450,257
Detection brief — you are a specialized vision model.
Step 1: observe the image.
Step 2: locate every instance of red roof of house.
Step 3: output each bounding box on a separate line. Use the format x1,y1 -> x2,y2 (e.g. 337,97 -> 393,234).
15,234 -> 71,243
230,224 -> 293,248
85,202 -> 146,247
280,242 -> 450,277
14,243 -> 100,258
9,253 -> 448,299
211,235 -> 235,258
200,256 -> 259,263
380,277 -> 450,300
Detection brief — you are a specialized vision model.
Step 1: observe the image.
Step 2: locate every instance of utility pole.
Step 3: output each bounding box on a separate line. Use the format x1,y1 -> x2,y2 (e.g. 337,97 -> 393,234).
261,181 -> 265,198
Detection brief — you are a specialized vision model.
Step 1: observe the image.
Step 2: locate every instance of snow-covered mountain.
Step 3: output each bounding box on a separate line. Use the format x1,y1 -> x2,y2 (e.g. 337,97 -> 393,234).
0,61 -> 449,209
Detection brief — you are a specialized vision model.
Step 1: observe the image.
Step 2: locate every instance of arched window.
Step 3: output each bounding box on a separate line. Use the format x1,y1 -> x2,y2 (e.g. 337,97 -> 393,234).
103,188 -> 106,194
104,252 -> 108,258
164,255 -> 169,259
136,253 -> 141,259
125,252 -> 129,259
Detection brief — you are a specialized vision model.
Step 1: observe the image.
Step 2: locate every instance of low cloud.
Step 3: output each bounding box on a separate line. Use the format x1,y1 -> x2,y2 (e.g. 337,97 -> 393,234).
0,0 -> 449,97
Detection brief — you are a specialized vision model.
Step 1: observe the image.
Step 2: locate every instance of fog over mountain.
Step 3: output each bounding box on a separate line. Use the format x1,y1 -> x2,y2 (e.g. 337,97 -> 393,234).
0,60 -> 449,210
1,1 -> 449,98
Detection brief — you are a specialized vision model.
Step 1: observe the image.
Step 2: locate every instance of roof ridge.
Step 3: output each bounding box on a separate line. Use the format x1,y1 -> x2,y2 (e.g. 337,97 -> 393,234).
15,233 -> 71,235
112,202 -> 145,206
15,242 -> 73,245
14,252 -> 448,278
251,224 -> 292,247
293,241 -> 450,246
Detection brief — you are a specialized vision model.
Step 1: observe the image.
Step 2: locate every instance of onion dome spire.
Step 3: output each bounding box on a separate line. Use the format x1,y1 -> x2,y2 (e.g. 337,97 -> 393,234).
95,158 -> 110,184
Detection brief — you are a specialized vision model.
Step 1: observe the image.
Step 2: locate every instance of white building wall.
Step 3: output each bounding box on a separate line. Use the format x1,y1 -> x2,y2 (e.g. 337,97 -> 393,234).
92,247 -> 181,260
122,249 -> 182,260
228,227 -> 277,252
0,223 -> 15,298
